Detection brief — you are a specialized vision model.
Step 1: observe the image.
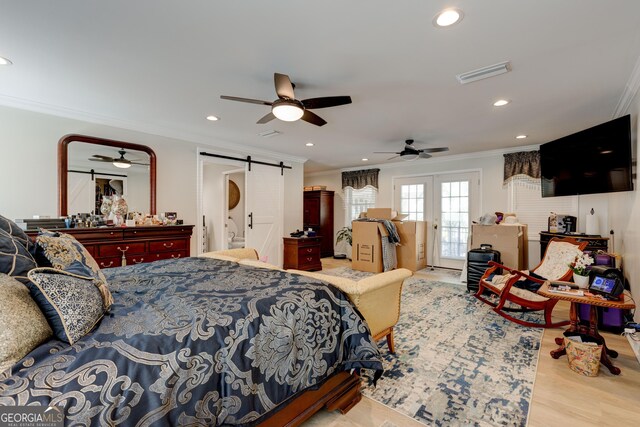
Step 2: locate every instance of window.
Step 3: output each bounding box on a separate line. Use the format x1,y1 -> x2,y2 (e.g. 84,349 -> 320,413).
440,180 -> 469,259
344,185 -> 377,224
399,184 -> 424,220
507,181 -> 577,240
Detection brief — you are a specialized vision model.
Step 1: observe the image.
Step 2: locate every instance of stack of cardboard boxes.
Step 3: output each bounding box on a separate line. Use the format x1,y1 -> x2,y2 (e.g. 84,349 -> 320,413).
351,208 -> 428,273
470,224 -> 528,270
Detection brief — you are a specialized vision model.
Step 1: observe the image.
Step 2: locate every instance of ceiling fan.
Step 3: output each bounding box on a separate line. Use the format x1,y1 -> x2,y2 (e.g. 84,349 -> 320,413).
375,139 -> 450,161
220,73 -> 352,126
89,149 -> 149,169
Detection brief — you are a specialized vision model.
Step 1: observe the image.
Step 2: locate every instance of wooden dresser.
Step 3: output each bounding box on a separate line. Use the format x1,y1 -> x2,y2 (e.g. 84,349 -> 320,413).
28,225 -> 194,268
303,190 -> 334,258
539,232 -> 609,259
283,237 -> 322,271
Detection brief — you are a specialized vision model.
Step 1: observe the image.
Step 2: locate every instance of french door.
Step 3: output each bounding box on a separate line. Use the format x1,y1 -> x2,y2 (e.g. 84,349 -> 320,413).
393,172 -> 479,269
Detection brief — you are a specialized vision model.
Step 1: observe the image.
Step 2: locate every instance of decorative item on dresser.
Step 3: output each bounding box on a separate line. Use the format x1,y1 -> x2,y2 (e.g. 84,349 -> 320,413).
27,225 -> 193,268
283,236 -> 322,271
303,189 -> 334,258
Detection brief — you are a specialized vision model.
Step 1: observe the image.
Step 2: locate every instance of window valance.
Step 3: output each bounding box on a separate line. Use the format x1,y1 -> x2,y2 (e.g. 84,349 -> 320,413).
503,151 -> 540,187
342,168 -> 380,190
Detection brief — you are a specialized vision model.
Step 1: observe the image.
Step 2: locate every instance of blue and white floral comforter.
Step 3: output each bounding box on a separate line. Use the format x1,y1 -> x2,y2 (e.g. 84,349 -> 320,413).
0,257 -> 382,425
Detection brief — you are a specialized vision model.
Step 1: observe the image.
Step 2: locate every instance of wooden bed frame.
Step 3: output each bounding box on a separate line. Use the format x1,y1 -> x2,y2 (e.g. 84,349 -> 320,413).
258,371 -> 362,426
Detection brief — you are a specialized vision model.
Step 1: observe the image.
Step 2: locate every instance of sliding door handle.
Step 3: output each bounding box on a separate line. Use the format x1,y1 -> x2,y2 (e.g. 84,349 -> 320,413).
248,212 -> 253,229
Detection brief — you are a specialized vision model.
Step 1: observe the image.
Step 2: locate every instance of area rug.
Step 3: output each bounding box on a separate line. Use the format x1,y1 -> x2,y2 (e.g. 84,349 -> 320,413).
324,268 -> 543,426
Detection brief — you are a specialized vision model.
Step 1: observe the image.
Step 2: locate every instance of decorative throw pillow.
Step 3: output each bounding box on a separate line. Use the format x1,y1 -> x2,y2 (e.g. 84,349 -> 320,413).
27,268 -> 105,344
0,273 -> 53,374
36,229 -> 113,308
0,215 -> 37,283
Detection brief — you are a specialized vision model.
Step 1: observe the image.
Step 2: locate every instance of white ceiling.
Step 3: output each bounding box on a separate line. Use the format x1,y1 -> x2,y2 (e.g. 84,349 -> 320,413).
1,1 -> 639,173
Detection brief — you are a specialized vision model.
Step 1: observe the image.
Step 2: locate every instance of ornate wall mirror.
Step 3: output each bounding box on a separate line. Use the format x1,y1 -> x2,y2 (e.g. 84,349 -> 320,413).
58,134 -> 156,216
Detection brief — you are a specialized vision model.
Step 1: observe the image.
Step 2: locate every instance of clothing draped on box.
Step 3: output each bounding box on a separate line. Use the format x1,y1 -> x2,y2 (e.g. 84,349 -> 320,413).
355,218 -> 400,272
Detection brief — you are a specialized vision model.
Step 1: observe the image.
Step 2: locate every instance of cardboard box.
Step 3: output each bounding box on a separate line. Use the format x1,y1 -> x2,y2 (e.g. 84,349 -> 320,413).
352,221 -> 389,273
360,208 -> 408,221
471,224 -> 528,270
396,221 -> 428,271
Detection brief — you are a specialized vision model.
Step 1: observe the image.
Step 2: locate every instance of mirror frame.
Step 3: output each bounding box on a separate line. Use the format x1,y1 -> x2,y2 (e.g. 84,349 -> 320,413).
58,134 -> 157,216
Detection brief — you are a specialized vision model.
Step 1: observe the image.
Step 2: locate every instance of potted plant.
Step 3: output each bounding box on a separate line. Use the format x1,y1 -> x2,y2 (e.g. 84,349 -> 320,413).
569,252 -> 594,289
335,226 -> 352,260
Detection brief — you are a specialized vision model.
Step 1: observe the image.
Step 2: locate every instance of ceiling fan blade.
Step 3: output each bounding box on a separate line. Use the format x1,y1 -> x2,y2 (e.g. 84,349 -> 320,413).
420,147 -> 449,153
220,95 -> 272,106
130,161 -> 150,166
92,154 -> 115,160
419,152 -> 432,159
89,158 -> 112,163
387,155 -> 400,160
274,73 -> 295,99
374,151 -> 400,154
257,112 -> 276,124
301,96 -> 352,109
300,110 -> 327,126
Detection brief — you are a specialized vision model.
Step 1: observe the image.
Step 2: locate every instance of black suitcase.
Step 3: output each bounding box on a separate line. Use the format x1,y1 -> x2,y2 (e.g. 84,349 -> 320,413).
467,244 -> 501,293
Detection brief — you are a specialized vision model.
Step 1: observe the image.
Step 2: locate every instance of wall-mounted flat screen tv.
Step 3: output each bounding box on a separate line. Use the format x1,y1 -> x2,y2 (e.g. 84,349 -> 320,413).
540,114 -> 633,197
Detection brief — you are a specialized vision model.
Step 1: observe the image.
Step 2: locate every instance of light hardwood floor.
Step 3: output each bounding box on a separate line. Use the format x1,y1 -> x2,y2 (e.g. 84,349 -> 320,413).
305,258 -> 640,426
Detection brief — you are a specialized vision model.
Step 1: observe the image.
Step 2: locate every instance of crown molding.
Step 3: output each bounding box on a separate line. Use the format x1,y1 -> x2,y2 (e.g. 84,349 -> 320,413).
614,53 -> 640,118
0,94 -> 308,164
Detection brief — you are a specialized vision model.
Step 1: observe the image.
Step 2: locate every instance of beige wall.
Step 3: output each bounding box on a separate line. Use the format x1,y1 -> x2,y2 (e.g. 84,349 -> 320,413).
0,105 -> 304,255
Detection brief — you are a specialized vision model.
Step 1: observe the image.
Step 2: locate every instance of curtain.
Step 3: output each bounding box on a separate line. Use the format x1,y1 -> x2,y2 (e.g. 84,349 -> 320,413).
342,168 -> 380,190
503,151 -> 540,188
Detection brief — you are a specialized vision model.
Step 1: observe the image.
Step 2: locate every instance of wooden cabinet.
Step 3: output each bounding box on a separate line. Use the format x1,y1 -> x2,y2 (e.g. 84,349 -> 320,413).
283,237 -> 322,271
539,232 -> 608,259
303,190 -> 334,258
28,225 -> 193,268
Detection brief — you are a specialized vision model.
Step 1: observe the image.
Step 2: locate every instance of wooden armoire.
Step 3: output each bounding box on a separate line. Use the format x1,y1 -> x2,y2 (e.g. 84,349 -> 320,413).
303,190 -> 334,258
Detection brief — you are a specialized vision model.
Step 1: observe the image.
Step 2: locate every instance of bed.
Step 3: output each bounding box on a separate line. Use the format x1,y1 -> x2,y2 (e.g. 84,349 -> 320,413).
0,256 -> 383,425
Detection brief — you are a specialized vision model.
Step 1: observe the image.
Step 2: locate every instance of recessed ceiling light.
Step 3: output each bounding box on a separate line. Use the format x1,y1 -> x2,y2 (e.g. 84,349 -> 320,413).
493,99 -> 510,107
516,135 -> 527,139
0,56 -> 13,66
305,142 -> 314,147
433,8 -> 464,27
362,158 -> 369,162
206,115 -> 219,121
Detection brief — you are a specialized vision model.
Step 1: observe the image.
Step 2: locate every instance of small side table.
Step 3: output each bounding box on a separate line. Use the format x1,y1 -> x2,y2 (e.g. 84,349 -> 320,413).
283,237 -> 322,271
538,282 -> 635,375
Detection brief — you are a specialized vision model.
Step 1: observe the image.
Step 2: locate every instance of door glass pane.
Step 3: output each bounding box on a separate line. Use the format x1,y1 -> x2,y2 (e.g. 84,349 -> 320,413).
440,180 -> 470,259
399,183 -> 425,221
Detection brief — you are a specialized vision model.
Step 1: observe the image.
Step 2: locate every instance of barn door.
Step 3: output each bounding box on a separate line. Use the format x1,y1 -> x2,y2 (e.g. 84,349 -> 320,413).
245,164 -> 284,266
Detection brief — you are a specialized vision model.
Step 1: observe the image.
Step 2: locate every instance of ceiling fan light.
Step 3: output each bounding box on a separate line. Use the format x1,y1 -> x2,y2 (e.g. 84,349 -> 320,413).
113,159 -> 131,169
272,103 -> 304,121
401,153 -> 419,161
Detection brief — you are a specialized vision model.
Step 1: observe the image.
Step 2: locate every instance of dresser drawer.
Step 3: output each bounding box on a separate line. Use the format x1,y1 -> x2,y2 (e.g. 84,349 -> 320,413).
126,255 -> 149,266
152,250 -> 187,261
149,239 -> 187,253
98,242 -> 146,257
298,245 -> 320,257
95,257 -> 122,269
297,253 -> 321,268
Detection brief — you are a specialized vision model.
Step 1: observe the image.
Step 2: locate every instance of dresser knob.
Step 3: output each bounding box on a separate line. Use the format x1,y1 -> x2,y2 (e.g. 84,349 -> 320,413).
163,242 -> 174,248
133,258 -> 144,264
307,248 -> 312,253
171,254 -> 182,259
307,257 -> 313,262
100,261 -> 114,268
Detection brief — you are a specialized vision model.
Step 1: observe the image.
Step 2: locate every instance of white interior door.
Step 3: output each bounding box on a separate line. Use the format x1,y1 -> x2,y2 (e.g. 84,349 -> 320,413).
393,176 -> 435,266
68,172 -> 94,215
245,164 -> 284,266
434,171 -> 480,269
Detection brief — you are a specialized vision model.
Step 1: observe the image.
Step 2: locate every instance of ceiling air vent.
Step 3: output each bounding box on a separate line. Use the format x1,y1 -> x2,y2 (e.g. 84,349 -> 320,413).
258,130 -> 281,138
456,61 -> 511,84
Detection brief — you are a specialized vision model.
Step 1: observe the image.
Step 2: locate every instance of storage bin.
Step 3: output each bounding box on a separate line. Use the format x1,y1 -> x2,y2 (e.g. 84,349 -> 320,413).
564,337 -> 602,377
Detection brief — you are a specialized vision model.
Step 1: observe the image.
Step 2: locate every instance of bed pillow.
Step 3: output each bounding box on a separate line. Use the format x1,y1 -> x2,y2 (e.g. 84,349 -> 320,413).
27,268 -> 105,344
0,215 -> 37,283
36,229 -> 113,308
0,273 -> 53,374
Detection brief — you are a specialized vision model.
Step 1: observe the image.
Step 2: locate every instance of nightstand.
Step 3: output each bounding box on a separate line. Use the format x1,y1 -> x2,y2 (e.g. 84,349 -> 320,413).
283,237 -> 322,271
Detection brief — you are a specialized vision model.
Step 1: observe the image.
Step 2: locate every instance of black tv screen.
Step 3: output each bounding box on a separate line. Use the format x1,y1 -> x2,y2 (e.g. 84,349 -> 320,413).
540,115 -> 633,197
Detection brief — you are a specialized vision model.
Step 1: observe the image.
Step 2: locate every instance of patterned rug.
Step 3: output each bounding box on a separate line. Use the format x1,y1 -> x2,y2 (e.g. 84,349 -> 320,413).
324,268 -> 543,427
